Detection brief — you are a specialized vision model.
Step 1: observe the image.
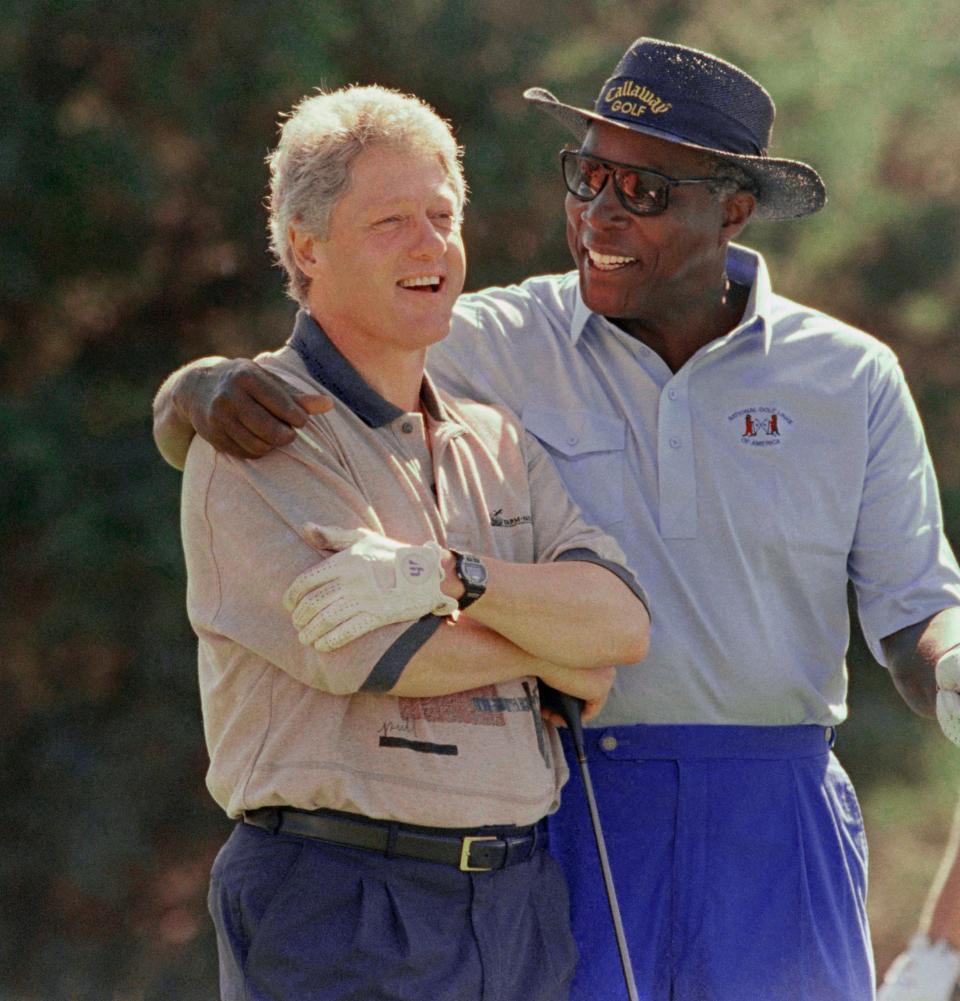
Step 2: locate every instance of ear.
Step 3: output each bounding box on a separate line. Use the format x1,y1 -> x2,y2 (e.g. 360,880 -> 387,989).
719,190 -> 756,245
289,225 -> 321,278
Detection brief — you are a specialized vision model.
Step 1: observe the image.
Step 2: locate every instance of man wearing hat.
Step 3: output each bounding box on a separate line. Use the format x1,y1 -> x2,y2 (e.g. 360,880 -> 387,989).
154,39 -> 960,1001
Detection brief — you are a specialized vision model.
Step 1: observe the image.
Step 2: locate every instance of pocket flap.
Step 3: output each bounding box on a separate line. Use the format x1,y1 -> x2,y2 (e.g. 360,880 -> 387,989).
522,405 -> 625,458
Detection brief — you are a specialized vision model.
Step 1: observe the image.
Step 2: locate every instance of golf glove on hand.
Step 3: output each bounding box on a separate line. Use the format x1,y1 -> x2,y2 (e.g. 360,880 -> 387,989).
877,934 -> 960,1001
283,524 -> 458,652
935,647 -> 960,747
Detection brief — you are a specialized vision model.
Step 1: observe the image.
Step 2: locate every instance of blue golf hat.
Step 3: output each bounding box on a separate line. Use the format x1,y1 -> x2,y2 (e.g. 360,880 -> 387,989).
524,37 -> 826,221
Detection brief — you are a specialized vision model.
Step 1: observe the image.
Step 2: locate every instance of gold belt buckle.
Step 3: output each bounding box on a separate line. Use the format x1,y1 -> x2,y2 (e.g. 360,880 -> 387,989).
459,835 -> 498,872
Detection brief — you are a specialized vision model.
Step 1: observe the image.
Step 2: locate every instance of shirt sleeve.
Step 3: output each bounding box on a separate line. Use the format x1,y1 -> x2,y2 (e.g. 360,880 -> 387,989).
181,424 -> 442,696
849,358 -> 960,664
521,427 -> 649,613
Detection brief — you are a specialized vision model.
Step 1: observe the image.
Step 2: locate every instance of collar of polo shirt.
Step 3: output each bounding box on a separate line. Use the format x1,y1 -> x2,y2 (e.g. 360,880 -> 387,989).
289,311 -> 451,429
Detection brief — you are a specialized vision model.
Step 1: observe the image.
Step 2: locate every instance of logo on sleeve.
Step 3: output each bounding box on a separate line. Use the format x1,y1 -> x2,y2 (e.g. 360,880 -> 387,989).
727,406 -> 794,447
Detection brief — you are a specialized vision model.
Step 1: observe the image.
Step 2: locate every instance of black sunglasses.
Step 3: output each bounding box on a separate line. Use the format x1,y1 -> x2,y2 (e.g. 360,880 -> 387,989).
560,149 -> 717,217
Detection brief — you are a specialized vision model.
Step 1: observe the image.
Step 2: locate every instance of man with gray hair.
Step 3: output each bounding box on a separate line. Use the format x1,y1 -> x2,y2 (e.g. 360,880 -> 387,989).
179,83 -> 649,1001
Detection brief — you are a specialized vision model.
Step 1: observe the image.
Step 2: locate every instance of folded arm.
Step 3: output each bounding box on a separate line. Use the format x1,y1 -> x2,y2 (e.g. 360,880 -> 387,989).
185,434 -> 630,719
285,523 -> 648,671
282,522 -> 644,719
442,550 -> 649,669
390,614 -> 616,722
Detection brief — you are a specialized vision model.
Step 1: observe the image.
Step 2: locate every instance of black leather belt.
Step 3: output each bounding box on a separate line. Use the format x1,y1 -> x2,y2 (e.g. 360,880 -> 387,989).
242,806 -> 543,873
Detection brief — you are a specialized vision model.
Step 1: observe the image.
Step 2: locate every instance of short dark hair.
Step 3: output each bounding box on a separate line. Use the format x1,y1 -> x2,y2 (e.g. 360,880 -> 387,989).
707,158 -> 760,198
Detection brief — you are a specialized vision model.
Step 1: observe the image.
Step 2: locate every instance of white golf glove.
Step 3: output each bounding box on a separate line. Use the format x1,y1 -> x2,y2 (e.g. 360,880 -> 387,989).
935,647 -> 960,747
283,524 -> 458,652
877,934 -> 960,1001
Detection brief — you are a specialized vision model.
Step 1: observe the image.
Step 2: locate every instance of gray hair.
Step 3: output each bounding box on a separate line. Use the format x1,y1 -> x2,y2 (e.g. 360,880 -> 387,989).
266,85 -> 467,305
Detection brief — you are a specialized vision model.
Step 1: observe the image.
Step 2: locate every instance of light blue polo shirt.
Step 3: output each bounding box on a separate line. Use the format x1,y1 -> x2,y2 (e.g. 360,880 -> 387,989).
427,244 -> 960,727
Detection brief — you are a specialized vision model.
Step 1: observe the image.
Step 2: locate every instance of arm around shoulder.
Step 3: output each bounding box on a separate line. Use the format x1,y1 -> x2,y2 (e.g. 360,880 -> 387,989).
153,355 -> 332,470
153,357 -> 229,470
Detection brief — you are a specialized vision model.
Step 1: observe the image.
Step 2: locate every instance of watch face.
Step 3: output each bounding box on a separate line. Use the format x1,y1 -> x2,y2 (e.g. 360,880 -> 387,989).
462,559 -> 486,586
455,553 -> 486,610
456,553 -> 487,591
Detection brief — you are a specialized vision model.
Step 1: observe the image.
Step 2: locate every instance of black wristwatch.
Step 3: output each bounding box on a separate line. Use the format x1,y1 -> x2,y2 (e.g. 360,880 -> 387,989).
452,551 -> 487,610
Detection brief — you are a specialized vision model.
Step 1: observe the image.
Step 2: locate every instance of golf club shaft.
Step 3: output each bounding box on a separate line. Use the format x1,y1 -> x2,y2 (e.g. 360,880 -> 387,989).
574,740 -> 640,1001
543,687 -> 640,1001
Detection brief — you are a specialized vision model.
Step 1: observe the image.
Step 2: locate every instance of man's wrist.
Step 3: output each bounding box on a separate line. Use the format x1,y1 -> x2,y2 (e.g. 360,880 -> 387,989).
439,549 -> 466,603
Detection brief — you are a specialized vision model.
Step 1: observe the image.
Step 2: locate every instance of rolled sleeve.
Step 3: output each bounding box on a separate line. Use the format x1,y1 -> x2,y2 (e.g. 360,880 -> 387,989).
555,547 -> 650,617
360,615 -> 446,692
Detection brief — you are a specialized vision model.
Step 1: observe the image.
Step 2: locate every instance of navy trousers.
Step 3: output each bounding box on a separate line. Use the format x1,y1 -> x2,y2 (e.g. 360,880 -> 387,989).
208,821 -> 577,1001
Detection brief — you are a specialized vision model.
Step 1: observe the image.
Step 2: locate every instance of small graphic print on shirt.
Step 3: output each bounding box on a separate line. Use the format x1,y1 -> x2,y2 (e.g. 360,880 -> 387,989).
377,719 -> 459,755
378,735 -> 459,755
469,693 -> 536,714
380,687 -> 551,764
727,406 -> 794,447
399,687 -> 507,727
490,508 -> 533,528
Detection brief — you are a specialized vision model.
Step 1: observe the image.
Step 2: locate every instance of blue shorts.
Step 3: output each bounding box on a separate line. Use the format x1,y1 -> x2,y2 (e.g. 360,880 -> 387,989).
208,820 -> 577,1001
548,724 -> 875,1001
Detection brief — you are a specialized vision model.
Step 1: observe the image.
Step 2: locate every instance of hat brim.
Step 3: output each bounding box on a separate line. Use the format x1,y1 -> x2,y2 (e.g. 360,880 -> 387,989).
523,87 -> 826,222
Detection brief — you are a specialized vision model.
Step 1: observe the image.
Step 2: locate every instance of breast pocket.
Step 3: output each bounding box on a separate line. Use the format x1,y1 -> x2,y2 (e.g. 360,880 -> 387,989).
523,405 -> 626,529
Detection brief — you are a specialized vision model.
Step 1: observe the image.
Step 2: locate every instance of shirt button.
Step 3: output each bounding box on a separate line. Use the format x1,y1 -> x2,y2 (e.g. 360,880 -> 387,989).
669,436 -> 681,449
567,434 -> 579,447
400,421 -> 414,434
600,735 -> 618,752
667,388 -> 678,401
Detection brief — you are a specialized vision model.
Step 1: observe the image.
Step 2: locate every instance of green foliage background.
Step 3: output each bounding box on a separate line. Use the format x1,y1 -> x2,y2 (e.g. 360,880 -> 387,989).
2,1 -> 958,996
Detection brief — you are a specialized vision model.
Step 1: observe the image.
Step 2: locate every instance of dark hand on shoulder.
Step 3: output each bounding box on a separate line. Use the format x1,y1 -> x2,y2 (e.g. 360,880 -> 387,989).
176,359 -> 332,459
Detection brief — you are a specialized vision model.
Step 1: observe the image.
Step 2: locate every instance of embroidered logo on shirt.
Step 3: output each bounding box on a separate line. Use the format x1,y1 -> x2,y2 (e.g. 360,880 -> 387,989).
727,406 -> 794,447
490,508 -> 533,528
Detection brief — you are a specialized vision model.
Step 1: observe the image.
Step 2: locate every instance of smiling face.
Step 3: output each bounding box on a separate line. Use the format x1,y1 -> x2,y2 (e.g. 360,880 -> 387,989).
565,122 -> 744,322
293,144 -> 466,368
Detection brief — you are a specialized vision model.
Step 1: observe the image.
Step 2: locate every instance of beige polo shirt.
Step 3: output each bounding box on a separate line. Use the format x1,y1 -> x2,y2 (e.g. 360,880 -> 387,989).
181,311 -> 645,828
